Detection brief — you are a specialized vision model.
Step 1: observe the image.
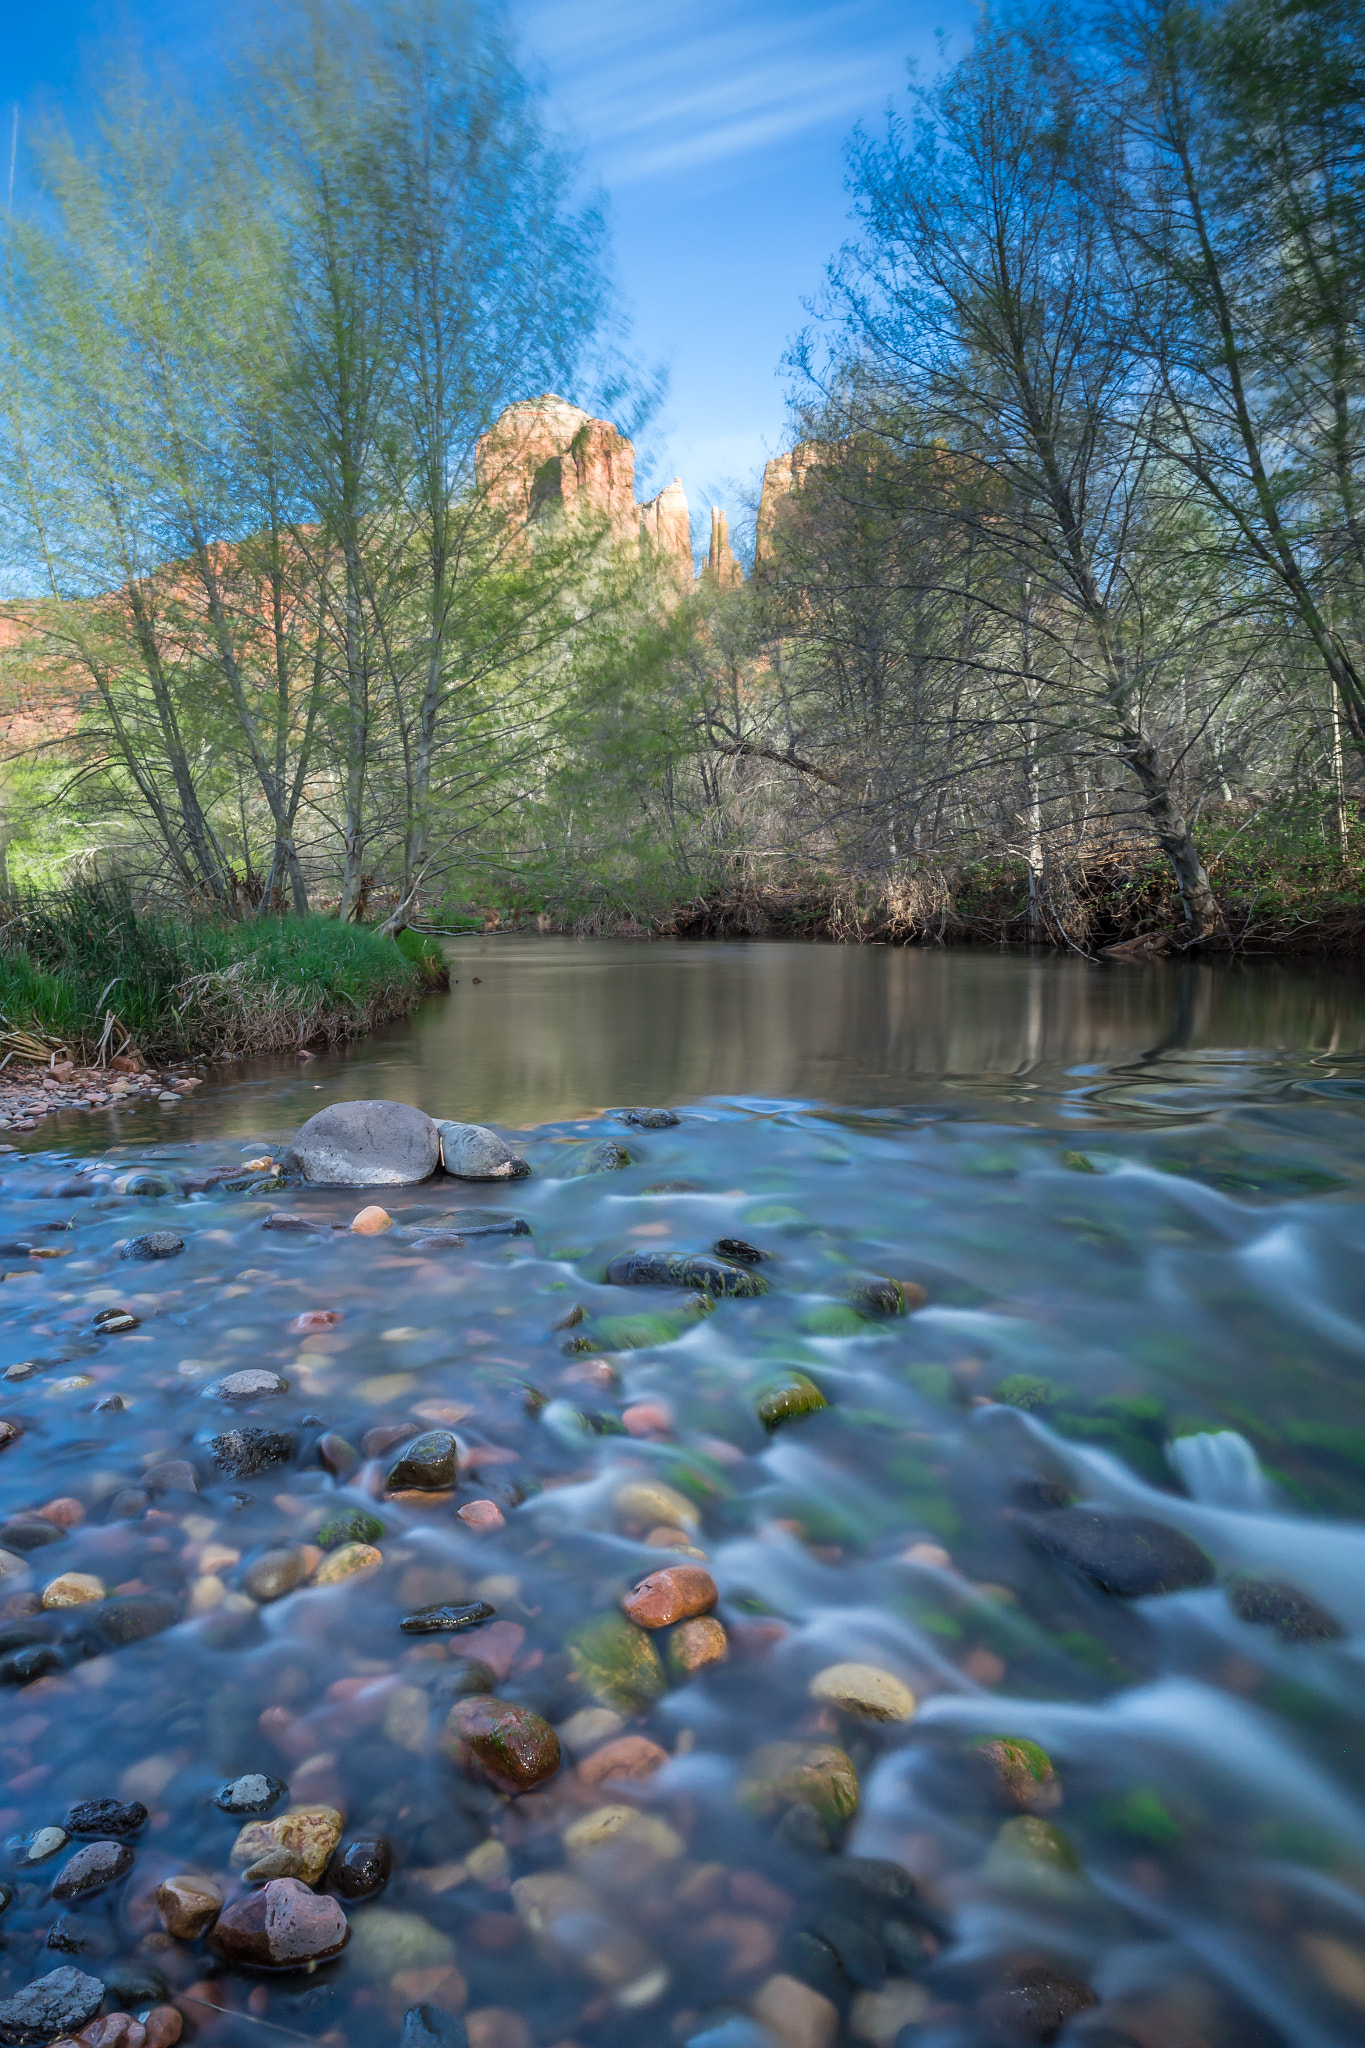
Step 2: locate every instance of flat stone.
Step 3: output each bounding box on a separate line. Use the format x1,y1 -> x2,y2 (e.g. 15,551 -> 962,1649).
286,1100 -> 441,1186
329,1836 -> 392,1899
606,1251 -> 766,1297
457,1499 -> 504,1531
244,1847 -> 304,1883
97,1594 -> 178,1646
387,1430 -> 459,1490
230,1807 -> 343,1887
1227,1576 -> 1343,1642
41,1572 -> 100,1612
65,1799 -> 147,1838
216,1774 -> 288,1815
0,1967 -> 105,2044
51,1840 -> 134,1898
312,1541 -> 382,1585
156,1872 -> 222,1939
209,1876 -> 349,1968
566,1613 -> 666,1712
142,1460 -> 197,1494
808,1663 -> 915,1723
619,1108 -> 679,1128
436,1121 -> 530,1180
622,1563 -> 717,1629
210,1370 -> 288,1401
24,1827 -> 69,1862
244,1549 -> 307,1602
444,1696 -> 561,1793
399,1599 -> 495,1638
667,1616 -> 728,1676
211,1428 -> 296,1478
1017,1508 -> 1214,1597
120,1232 -> 184,1261
577,1735 -> 668,1788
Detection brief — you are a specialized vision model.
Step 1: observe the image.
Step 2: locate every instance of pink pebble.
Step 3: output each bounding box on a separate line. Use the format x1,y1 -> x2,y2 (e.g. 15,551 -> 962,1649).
143,2010 -> 184,2048
36,1498 -> 85,1528
622,1402 -> 672,1437
457,1499 -> 505,1531
80,2019 -> 146,2048
289,1310 -> 342,1332
461,1619 -> 524,1679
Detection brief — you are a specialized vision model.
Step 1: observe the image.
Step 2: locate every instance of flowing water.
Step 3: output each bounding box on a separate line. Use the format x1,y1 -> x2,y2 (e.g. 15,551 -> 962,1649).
4,940 -> 1365,2048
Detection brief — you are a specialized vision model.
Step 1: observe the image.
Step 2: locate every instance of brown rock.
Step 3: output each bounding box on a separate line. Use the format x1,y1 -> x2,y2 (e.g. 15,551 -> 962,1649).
79,2017 -> 145,2048
244,1847 -> 305,1883
443,1697 -> 561,1794
209,1877 -> 349,1968
667,1616 -> 728,1677
141,2010 -> 183,2048
230,1806 -> 343,1886
477,397 -> 639,550
156,1873 -> 223,1940
351,1206 -> 394,1234
576,1735 -> 668,1788
465,2010 -> 532,2048
752,1974 -> 839,2048
622,1564 -> 717,1630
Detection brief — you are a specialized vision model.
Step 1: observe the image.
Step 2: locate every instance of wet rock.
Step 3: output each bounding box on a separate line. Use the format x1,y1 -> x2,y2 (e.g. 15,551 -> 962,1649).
576,1140 -> 631,1173
750,1973 -> 838,2048
346,1908 -> 457,1980
1017,1509 -> 1214,1598
401,1599 -> 495,1635
623,1563 -> 718,1629
286,1099 -> 441,1187
616,1107 -> 678,1129
845,1277 -> 907,1317
141,2011 -> 183,2048
606,1250 -> 766,1297
775,1805 -> 830,1856
230,1806 -> 344,1886
121,1232 -> 185,1261
98,1592 -> 179,1646
387,1430 -> 459,1491
155,1872 -> 223,1939
244,1549 -> 307,1602
567,1612 -> 666,1711
756,1375 -> 828,1430
1227,1576 -> 1343,1643
667,1615 -> 729,1676
22,1826 -> 69,1862
263,1212 -> 330,1232
2,1518 -> 66,1552
65,1799 -> 146,1838
216,1772 -> 288,1816
0,1420 -> 20,1451
0,1967 -> 105,2044
209,1370 -> 288,1402
94,1396 -> 127,1413
328,1836 -> 392,1899
1010,1478 -> 1074,1511
848,1984 -> 930,2046
444,1696 -> 561,1793
108,1487 -> 146,1517
243,1847 -> 304,1882
211,1428 -> 296,1479
402,2007 -> 468,2048
977,1966 -> 1099,2041
577,1735 -> 669,1788
143,1460 -> 198,1494
209,1876 -> 349,1968
312,1541 -> 382,1586
316,1433 -> 358,1478
986,1816 -> 1081,1880
92,1309 -> 140,1332
435,1657 -> 497,1699
437,1212 -> 531,1239
563,1803 -> 684,1881
808,1663 -> 915,1723
975,1738 -> 1062,1814
436,1121 -> 530,1181
51,1840 -> 134,1898
714,1237 -> 767,1263
614,1478 -> 699,1532
806,1910 -> 884,1989
457,1499 -> 505,1531
316,1509 -> 384,1550
45,1911 -> 111,1957
351,1205 -> 393,1234
743,1745 -> 860,1832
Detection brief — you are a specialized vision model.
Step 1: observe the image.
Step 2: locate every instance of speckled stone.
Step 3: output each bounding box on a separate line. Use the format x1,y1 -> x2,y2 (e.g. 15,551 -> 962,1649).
229,1806 -> 343,1887
209,1877 -> 349,1968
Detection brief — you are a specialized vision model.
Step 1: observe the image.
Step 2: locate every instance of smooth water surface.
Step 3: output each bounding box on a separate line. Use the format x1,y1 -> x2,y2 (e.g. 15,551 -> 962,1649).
2,941 -> 1365,2048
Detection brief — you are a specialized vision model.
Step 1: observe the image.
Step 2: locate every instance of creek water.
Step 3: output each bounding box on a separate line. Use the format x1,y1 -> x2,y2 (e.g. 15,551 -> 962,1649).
3,938 -> 1365,2048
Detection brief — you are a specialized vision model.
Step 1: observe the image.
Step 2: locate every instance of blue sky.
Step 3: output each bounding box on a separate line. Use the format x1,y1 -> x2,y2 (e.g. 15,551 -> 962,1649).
5,0 -> 969,544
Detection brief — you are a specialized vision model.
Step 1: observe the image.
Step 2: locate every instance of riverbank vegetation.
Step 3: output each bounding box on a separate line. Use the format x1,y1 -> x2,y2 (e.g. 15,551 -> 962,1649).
0,0 -> 1361,958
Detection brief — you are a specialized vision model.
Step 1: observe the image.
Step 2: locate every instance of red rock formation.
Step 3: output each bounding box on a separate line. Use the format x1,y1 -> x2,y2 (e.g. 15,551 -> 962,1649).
639,476 -> 692,587
755,445 -> 820,574
476,395 -> 639,547
703,506 -> 743,589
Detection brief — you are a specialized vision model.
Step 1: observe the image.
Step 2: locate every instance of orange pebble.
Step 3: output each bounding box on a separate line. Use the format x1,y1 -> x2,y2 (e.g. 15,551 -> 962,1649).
36,1498 -> 85,1528
622,1563 -> 717,1629
622,1402 -> 672,1437
289,1310 -> 343,1332
350,1206 -> 393,1234
457,1499 -> 505,1531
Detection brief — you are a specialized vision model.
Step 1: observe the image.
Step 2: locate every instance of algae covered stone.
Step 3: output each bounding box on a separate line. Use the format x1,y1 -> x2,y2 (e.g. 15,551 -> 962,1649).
975,1736 -> 1061,1813
755,1374 -> 828,1431
443,1696 -> 561,1792
614,1478 -> 699,1533
742,1742 -> 860,1831
567,1611 -> 666,1712
985,1815 -> 1081,1882
312,1541 -> 382,1586
605,1251 -> 767,1298
809,1662 -> 915,1724
667,1616 -> 728,1677
316,1509 -> 385,1551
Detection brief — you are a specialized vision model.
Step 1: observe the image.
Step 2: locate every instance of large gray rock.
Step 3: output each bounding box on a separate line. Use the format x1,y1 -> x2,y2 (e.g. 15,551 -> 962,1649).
0,1967 -> 105,2043
436,1120 -> 529,1181
286,1100 -> 440,1185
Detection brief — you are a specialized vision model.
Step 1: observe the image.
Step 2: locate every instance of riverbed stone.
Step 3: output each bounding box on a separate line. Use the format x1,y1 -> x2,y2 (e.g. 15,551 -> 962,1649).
316,1509 -> 385,1550
443,1696 -> 561,1793
51,1840 -> 134,1898
0,1967 -> 105,2044
567,1612 -> 666,1711
667,1615 -> 728,1677
156,1873 -> 222,1940
620,1107 -> 679,1128
808,1663 -> 915,1723
742,1744 -> 860,1832
436,1121 -> 530,1181
316,1433 -> 359,1478
845,1276 -> 907,1317
312,1541 -> 382,1586
614,1478 -> 699,1532
622,1563 -> 717,1629
577,1735 -> 669,1788
457,1499 -> 505,1531
755,1375 -> 828,1430
244,1549 -> 307,1602
121,1232 -> 184,1261
210,1428 -> 296,1479
606,1250 -> 766,1296
243,1847 -> 305,1883
345,1909 -> 456,1981
575,1140 -> 631,1173
210,1370 -> 288,1402
986,1815 -> 1081,1880
1017,1508 -> 1214,1597
977,1966 -> 1098,2038
42,1573 -> 105,1608
402,2007 -> 468,2048
329,1836 -> 393,1899
209,1876 -> 349,1968
216,1773 -> 287,1816
975,1737 -> 1062,1813
388,1430 -> 459,1491
143,1459 -> 198,1494
286,1100 -> 441,1187
66,1799 -> 146,1838
1227,1575 -> 1344,1643
751,1973 -> 838,2048
230,1806 -> 344,1886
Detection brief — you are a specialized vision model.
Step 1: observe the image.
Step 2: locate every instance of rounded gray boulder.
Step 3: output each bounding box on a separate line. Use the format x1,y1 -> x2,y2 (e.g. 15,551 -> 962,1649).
436,1120 -> 530,1181
285,1099 -> 440,1185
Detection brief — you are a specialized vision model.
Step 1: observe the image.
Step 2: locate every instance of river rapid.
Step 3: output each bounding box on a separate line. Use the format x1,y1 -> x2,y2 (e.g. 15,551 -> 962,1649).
2,939 -> 1365,2048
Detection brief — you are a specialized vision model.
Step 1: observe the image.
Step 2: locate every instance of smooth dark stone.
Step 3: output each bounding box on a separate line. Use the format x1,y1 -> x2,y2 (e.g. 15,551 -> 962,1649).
1017,1508 -> 1214,1597
1011,1477 -> 1075,1511
97,1594 -> 179,1645
217,1772 -> 289,1816
94,1396 -> 127,1413
316,1432 -> 358,1478
0,1621 -> 51,1653
103,1963 -> 169,2010
824,1856 -> 921,1912
978,1968 -> 1099,2041
774,1802 -> 830,1855
329,1836 -> 392,1899
580,1140 -> 631,1172
605,1250 -> 767,1297
51,1839 -> 133,1898
401,2006 -> 468,2048
120,1231 -> 185,1260
0,1645 -> 61,1685
784,1930 -> 846,2001
808,1911 -> 885,1989
1227,1576 -> 1344,1643
430,1658 -> 497,1700
620,1107 -> 679,1128
45,1915 -> 110,1957
92,1309 -> 140,1332
714,1237 -> 767,1263
439,1213 -> 530,1238
143,1459 -> 198,1493
0,1966 -> 105,2044
211,1428 -> 296,1478
0,1520 -> 63,1552
386,1429 -> 458,1491
400,1600 -> 495,1635
65,1798 -> 147,1838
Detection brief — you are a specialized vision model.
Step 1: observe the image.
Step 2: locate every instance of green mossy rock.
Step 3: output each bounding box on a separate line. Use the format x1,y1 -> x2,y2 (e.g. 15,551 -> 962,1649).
995,1375 -> 1053,1412
742,1742 -> 859,1831
846,1275 -> 907,1317
315,1509 -> 385,1551
801,1305 -> 866,1338
567,1612 -> 666,1712
756,1373 -> 828,1430
974,1736 -> 1061,1813
986,1815 -> 1081,1881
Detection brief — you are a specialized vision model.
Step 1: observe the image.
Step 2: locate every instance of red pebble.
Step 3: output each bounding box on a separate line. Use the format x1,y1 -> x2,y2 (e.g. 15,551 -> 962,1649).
622,1563 -> 718,1629
289,1310 -> 342,1333
621,1402 -> 672,1437
80,2019 -> 145,2048
36,1498 -> 85,1528
457,1499 -> 505,1531
142,2017 -> 183,2048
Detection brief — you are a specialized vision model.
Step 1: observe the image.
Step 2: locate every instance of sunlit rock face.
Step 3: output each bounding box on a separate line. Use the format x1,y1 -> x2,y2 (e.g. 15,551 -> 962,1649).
639,475 -> 692,586
754,444 -> 820,575
703,505 -> 743,589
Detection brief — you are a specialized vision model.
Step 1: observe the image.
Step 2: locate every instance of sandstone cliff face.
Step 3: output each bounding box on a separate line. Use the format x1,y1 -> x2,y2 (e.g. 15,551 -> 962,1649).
702,506 -> 743,590
639,477 -> 692,586
754,445 -> 819,574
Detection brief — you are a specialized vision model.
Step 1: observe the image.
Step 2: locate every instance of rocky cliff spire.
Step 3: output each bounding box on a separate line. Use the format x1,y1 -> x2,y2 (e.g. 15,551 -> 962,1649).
704,506 -> 743,589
